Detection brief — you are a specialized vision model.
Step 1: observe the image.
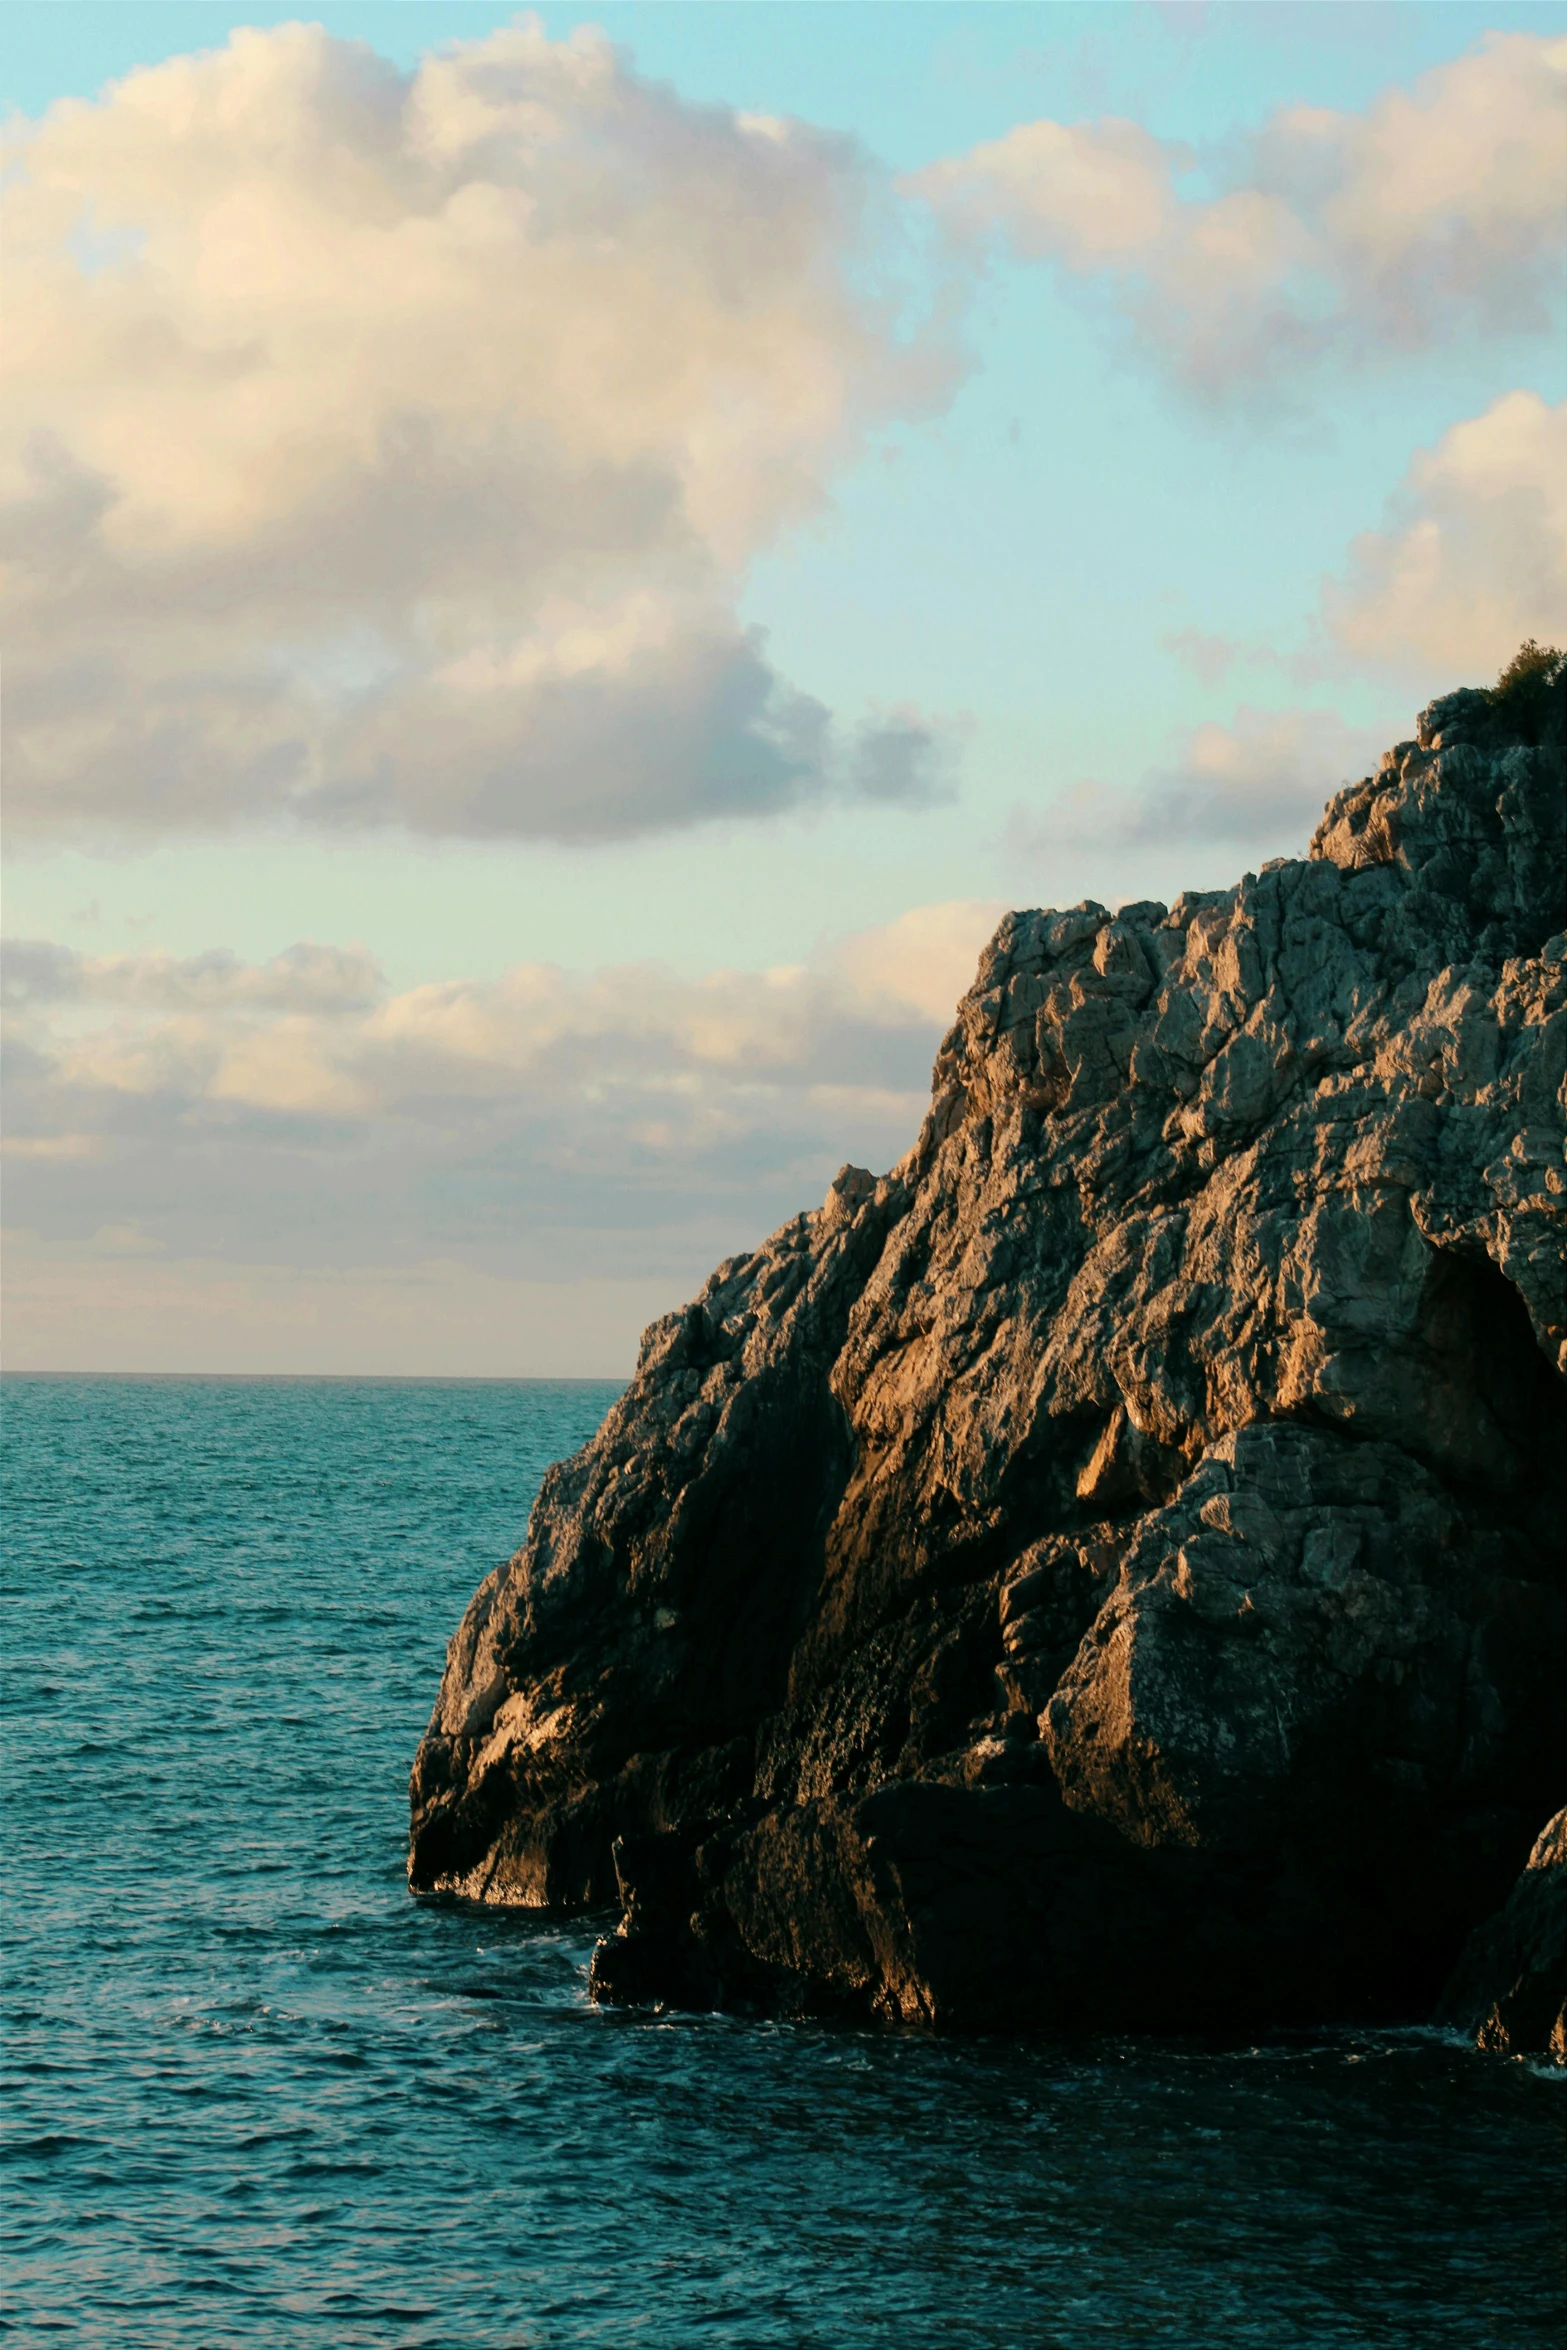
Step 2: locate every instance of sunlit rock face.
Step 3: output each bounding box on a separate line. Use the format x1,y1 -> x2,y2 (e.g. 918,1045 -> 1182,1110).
410,669 -> 1565,2034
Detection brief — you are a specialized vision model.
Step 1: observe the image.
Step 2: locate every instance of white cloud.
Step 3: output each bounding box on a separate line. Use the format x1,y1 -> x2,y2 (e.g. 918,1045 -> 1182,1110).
835,898 -> 1005,1023
1325,391 -> 1567,675
919,117 -> 1178,267
1007,705 -> 1384,868
2,19 -> 959,841
3,906 -> 997,1123
0,902 -> 1003,1362
913,32 -> 1567,390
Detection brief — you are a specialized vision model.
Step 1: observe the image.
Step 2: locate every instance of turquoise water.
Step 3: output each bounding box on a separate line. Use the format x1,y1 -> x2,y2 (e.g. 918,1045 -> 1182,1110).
2,1374 -> 1562,2348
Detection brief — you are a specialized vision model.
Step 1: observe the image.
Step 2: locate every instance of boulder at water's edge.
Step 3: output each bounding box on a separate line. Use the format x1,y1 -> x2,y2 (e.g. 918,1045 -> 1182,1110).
1437,1806 -> 1566,2059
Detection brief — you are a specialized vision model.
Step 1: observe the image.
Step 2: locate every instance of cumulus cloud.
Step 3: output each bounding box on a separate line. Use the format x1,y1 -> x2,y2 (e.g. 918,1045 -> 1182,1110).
0,902 -> 1004,1341
1006,704 -> 1384,868
2,19 -> 959,841
913,32 -> 1567,390
834,898 -> 1006,1024
1325,391 -> 1567,675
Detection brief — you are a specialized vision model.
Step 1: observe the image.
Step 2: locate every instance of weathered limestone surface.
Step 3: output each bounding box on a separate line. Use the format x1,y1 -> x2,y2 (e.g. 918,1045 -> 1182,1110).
410,673 -> 1566,2033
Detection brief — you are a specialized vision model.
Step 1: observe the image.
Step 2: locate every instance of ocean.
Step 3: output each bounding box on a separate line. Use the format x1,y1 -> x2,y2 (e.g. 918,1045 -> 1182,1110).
2,1374 -> 1561,2347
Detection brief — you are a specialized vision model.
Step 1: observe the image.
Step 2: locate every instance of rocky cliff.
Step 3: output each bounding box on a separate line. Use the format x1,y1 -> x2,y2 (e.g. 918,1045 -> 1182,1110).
410,661 -> 1566,2036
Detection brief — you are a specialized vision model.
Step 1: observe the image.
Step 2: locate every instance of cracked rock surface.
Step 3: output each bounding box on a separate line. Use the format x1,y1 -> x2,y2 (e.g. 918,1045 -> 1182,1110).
410,675 -> 1566,2034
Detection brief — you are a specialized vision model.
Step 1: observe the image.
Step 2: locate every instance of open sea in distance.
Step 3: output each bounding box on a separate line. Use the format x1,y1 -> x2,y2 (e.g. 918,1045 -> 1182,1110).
1,1373 -> 1562,2348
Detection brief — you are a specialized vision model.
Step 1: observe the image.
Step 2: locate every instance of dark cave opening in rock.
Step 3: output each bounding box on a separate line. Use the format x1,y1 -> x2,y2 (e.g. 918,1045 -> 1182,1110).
1418,1246 -> 1567,1556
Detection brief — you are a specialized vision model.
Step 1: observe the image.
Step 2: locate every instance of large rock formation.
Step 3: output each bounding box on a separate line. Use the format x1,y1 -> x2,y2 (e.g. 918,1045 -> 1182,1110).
410,660 -> 1566,2033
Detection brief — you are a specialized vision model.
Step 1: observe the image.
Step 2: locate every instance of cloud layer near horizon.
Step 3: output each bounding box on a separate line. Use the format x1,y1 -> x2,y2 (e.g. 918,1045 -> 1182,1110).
4,18 -> 959,843
1,901 -> 1004,1364
915,31 -> 1566,394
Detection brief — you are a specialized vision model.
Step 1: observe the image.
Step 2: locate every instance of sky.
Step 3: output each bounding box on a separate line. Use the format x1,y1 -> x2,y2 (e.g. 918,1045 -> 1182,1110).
4,0 -> 1565,1373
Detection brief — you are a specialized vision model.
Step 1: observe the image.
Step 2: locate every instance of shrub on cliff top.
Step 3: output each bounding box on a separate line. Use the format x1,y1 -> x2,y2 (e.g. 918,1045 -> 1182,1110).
1489,639 -> 1565,747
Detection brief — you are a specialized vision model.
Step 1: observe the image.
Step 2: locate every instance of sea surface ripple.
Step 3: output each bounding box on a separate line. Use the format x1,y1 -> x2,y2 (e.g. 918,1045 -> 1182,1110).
2,1374 -> 1562,2347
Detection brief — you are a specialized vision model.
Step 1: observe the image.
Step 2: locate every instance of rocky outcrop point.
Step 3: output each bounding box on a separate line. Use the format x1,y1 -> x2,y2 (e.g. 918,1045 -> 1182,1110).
410,657 -> 1565,2034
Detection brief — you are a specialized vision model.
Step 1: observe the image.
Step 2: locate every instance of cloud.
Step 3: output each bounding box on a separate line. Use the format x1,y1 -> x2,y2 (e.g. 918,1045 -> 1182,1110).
1162,629 -> 1246,689
0,903 -> 1005,1349
1006,704 -> 1384,867
920,117 -> 1177,267
913,31 -> 1567,390
2,19 -> 960,842
848,710 -> 967,809
834,898 -> 1005,1022
1325,391 -> 1567,676
2,937 -> 384,1012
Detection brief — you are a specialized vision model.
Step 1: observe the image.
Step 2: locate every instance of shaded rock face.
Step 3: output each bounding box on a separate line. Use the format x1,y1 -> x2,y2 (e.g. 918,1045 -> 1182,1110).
410,677 -> 1566,2031
1437,1808 -> 1567,2061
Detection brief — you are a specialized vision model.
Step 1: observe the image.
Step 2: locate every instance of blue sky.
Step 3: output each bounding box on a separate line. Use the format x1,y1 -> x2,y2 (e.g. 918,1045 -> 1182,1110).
4,3 -> 1564,1369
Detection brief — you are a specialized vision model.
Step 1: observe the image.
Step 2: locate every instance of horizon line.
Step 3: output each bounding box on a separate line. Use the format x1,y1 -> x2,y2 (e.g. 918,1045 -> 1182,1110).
0,1367 -> 631,1384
